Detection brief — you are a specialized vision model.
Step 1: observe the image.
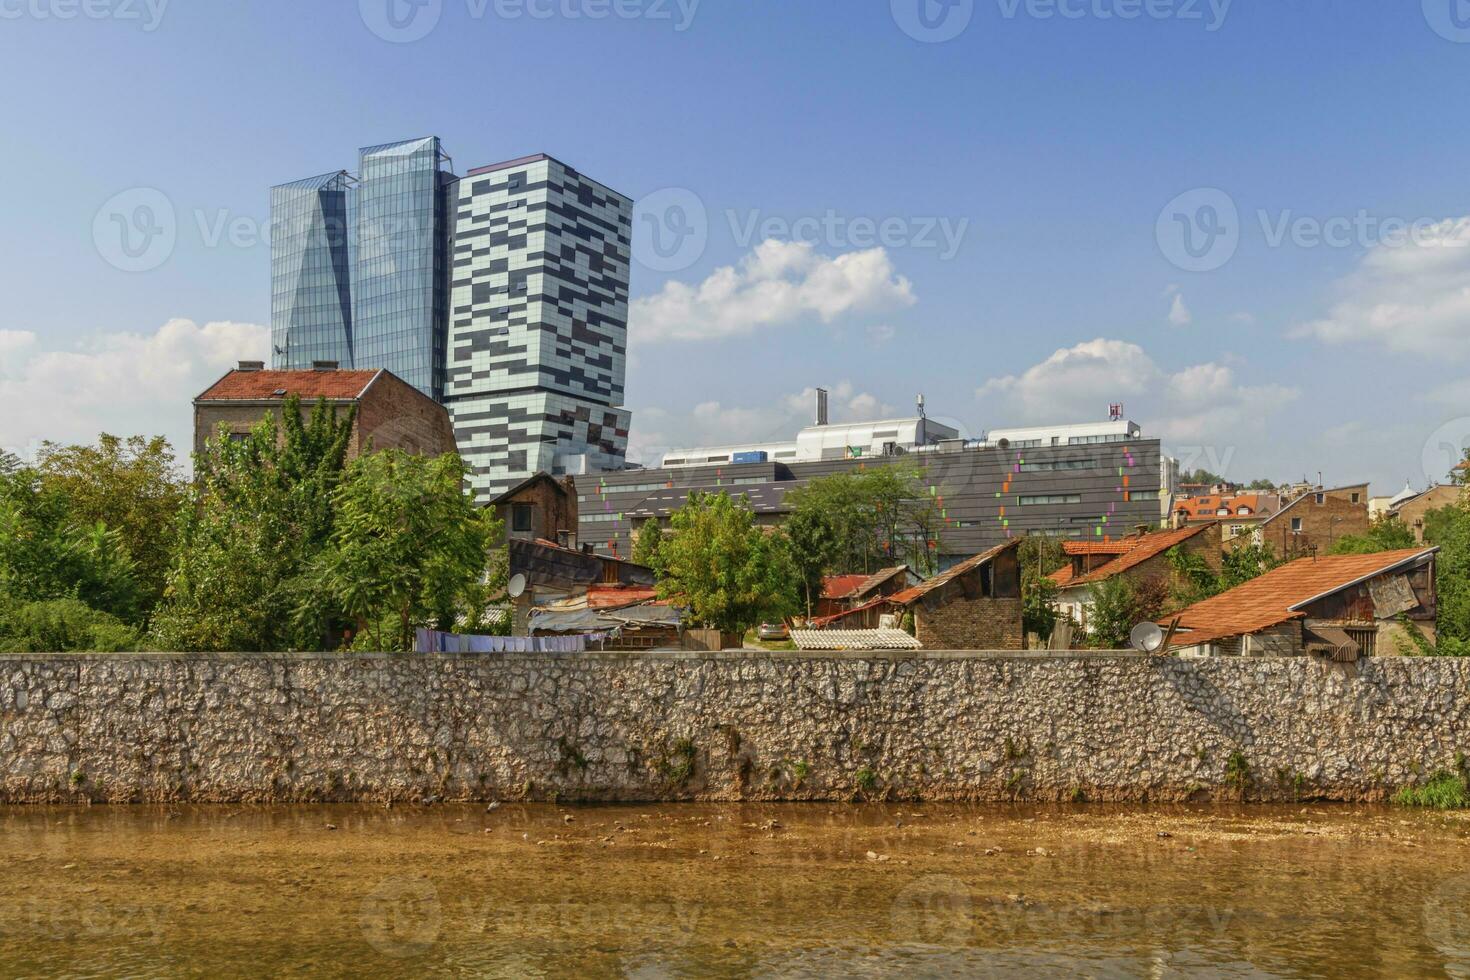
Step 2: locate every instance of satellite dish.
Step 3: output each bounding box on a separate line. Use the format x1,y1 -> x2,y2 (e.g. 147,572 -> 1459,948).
998,438 -> 1011,450
1129,622 -> 1165,654
507,574 -> 527,599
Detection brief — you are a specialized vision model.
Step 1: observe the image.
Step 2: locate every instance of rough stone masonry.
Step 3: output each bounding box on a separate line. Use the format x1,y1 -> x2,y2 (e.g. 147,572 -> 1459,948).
1,651 -> 1467,804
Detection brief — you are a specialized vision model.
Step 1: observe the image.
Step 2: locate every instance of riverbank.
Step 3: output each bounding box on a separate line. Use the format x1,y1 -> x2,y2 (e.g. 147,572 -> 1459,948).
3,651 -> 1468,804
3,803 -> 1469,976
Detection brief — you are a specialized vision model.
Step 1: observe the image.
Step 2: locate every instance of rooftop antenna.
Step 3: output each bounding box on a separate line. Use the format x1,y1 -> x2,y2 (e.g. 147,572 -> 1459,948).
815,388 -> 829,427
917,393 -> 926,419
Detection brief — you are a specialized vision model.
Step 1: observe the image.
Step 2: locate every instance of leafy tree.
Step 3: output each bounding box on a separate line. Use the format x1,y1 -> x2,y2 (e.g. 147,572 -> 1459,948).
0,451 -> 21,478
1017,534 -> 1068,577
783,463 -> 942,579
631,518 -> 666,572
1424,502 -> 1470,655
656,491 -> 799,635
1022,564 -> 1061,643
1329,516 -> 1418,555
1167,545 -> 1220,610
151,396 -> 355,652
0,596 -> 139,653
37,434 -> 185,614
783,506 -> 840,618
1220,543 -> 1282,590
0,466 -> 140,622
1087,577 -> 1141,650
316,451 -> 497,652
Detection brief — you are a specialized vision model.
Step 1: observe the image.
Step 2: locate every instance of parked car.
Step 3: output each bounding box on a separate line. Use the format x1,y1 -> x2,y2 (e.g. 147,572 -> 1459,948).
757,622 -> 789,641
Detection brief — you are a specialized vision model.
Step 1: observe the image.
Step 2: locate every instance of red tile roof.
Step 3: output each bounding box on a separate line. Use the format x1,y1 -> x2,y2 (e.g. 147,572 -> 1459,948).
822,574 -> 872,600
196,369 -> 382,402
1173,494 -> 1275,520
1058,524 -> 1216,589
809,542 -> 1019,628
1049,565 -> 1077,586
1162,547 -> 1437,647
1062,540 -> 1139,556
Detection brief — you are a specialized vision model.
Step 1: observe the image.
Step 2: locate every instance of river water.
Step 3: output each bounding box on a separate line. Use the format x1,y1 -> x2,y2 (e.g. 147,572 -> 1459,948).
2,803 -> 1468,977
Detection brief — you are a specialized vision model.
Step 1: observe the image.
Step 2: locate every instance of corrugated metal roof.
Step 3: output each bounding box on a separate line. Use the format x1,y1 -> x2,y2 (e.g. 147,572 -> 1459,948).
790,629 -> 922,651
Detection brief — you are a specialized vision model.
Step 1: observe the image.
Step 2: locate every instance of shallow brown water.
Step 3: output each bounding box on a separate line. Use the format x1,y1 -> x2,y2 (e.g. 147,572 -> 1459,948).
2,803 -> 1469,977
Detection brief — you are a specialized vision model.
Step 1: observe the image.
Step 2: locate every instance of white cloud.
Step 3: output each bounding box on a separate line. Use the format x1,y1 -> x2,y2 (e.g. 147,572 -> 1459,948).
1292,216 -> 1470,356
867,323 -> 897,345
976,338 -> 1297,444
630,240 -> 916,343
626,381 -> 891,466
0,319 -> 268,461
1168,293 -> 1192,327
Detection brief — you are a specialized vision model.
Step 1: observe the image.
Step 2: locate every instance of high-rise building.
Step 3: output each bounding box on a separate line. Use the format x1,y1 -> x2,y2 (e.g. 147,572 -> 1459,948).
269,171 -> 355,370
446,154 -> 633,501
352,137 -> 457,402
269,142 -> 634,500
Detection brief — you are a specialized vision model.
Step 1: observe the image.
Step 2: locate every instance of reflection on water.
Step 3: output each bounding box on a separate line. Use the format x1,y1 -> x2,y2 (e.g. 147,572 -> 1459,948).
2,803 -> 1468,977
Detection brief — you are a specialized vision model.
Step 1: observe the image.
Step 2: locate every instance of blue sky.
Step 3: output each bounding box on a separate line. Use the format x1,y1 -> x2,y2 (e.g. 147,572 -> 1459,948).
3,0 -> 1470,492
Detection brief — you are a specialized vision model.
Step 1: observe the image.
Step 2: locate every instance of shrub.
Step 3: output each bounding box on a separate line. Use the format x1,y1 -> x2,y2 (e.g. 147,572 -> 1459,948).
0,598 -> 140,653
1394,771 -> 1470,810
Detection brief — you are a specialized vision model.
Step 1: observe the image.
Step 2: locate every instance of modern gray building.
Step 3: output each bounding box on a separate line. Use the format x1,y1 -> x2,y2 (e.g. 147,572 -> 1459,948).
269,141 -> 632,498
446,154 -> 633,502
577,411 -> 1171,564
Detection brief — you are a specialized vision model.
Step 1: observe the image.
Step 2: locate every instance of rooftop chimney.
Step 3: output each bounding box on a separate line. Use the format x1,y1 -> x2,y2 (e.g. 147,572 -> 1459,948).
815,387 -> 829,426
312,360 -> 340,371
917,393 -> 926,418
237,360 -> 264,372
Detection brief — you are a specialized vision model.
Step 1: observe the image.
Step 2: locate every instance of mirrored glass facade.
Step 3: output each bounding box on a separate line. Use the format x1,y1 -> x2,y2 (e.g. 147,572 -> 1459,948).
269,171 -> 354,369
351,137 -> 456,402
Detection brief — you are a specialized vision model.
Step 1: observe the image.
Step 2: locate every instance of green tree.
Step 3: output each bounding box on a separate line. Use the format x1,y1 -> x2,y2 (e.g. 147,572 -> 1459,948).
1022,565 -> 1061,643
656,491 -> 799,635
0,596 -> 139,653
1424,502 -> 1470,655
37,434 -> 185,615
783,463 -> 942,578
1220,543 -> 1282,590
783,506 -> 841,618
631,518 -> 666,571
150,396 -> 356,652
1087,577 -> 1142,650
316,451 -> 497,652
1329,516 -> 1418,555
1167,545 -> 1220,610
0,466 -> 140,622
0,451 -> 20,478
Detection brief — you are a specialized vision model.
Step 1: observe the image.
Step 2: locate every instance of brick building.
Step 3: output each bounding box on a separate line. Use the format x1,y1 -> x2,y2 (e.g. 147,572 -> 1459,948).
1388,485 -> 1466,544
1050,523 -> 1222,632
1251,484 -> 1370,558
810,541 -> 1024,649
491,473 -> 579,547
193,362 -> 457,460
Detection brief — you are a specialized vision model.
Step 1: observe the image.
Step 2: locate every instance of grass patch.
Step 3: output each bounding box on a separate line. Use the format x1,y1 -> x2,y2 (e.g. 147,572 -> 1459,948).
1395,771 -> 1470,810
1224,751 -> 1251,793
854,766 -> 879,794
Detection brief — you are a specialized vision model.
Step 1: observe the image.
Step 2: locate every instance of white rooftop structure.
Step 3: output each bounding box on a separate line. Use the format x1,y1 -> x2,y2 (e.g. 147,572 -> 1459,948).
982,419 -> 1142,449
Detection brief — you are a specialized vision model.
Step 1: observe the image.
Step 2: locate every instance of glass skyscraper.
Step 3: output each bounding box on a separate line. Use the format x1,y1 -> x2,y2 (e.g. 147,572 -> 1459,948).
269,171 -> 355,370
269,140 -> 633,500
351,137 -> 456,402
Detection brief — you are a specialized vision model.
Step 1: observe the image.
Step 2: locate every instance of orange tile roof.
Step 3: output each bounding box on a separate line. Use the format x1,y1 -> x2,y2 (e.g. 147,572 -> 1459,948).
1062,540 -> 1139,556
1173,494 -> 1273,520
196,369 -> 382,401
1060,524 -> 1215,589
1162,547 -> 1437,647
1049,565 -> 1077,586
822,575 -> 871,600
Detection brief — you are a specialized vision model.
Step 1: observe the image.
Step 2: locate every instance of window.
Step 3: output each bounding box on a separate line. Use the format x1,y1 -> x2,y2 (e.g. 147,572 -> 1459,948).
1020,458 -> 1097,472
1018,494 -> 1083,506
1291,517 -> 1303,532
1351,492 -> 1361,504
511,503 -> 534,533
1315,493 -> 1325,505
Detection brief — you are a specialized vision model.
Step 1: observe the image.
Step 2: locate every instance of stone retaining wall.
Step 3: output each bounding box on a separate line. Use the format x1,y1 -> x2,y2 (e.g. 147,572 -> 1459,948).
1,651 -> 1466,804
